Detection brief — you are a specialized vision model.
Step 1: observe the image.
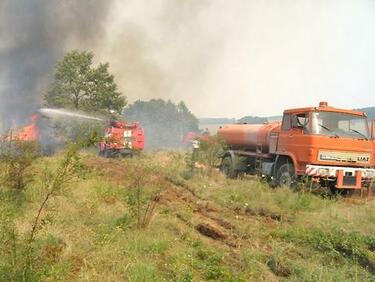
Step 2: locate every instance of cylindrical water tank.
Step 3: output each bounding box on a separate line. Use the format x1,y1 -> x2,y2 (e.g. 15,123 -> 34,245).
218,122 -> 281,152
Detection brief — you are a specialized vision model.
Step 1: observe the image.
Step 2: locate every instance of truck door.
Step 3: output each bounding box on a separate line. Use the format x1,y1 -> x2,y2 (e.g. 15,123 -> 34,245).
277,112 -> 311,174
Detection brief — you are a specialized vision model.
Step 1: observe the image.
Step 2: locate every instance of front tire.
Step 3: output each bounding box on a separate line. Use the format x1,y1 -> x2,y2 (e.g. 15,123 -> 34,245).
276,163 -> 295,187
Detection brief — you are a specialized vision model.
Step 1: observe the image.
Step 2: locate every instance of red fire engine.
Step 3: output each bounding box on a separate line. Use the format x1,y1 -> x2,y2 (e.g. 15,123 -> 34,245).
99,121 -> 145,157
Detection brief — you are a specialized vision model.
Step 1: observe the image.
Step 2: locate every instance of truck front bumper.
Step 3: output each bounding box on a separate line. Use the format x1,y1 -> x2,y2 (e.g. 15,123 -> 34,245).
306,165 -> 375,189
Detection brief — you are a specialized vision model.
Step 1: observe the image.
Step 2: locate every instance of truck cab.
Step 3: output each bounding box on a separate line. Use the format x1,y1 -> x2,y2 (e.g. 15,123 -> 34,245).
277,102 -> 375,189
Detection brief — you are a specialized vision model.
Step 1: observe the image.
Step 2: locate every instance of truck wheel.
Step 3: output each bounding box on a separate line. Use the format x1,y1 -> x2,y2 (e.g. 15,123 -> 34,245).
221,155 -> 237,178
276,163 -> 295,187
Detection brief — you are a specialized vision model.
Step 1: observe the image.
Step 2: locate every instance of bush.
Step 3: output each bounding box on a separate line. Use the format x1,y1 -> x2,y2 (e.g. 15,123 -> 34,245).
0,140 -> 41,193
0,145 -> 84,281
125,163 -> 163,229
196,136 -> 226,169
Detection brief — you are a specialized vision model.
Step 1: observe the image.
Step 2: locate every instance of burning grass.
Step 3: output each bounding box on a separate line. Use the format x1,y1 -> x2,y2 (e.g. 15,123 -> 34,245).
0,150 -> 374,281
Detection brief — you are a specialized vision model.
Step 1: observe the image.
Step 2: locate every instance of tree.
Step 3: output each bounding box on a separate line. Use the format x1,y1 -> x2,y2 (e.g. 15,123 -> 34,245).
123,99 -> 199,148
177,101 -> 198,134
44,50 -> 126,114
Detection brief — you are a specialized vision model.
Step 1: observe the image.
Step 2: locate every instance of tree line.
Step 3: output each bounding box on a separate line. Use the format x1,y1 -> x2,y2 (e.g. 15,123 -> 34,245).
44,50 -> 199,148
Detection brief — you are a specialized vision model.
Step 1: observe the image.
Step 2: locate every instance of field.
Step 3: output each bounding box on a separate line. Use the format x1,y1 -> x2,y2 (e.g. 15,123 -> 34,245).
0,147 -> 375,281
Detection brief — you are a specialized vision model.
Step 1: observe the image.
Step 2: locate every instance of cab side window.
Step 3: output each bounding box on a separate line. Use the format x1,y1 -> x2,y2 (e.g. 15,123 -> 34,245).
282,114 -> 291,131
291,114 -> 299,128
282,113 -> 309,132
296,113 -> 309,133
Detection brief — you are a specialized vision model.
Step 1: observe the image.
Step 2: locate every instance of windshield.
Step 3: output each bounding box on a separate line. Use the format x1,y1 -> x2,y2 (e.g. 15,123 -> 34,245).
311,112 -> 369,139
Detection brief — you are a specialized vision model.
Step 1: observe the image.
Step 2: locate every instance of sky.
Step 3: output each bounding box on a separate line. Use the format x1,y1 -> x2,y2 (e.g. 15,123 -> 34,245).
1,0 -> 375,120
98,0 -> 375,118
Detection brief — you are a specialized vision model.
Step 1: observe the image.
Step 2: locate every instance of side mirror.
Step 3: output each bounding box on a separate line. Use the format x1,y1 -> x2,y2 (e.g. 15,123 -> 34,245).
371,119 -> 375,140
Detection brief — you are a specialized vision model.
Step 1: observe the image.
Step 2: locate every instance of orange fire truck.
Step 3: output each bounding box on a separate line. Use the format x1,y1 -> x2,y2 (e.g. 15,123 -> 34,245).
218,102 -> 375,192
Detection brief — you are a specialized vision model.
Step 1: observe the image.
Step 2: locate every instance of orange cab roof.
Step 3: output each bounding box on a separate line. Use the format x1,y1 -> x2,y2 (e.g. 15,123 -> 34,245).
284,102 -> 366,117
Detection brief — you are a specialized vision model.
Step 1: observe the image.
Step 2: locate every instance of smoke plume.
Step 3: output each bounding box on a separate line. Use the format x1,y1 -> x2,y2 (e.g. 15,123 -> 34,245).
99,0 -> 227,116
2,0 -> 375,126
0,0 -> 113,128
101,0 -> 375,118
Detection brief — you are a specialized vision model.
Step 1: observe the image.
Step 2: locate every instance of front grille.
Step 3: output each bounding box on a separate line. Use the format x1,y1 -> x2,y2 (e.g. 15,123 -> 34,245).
343,176 -> 356,186
318,150 -> 371,164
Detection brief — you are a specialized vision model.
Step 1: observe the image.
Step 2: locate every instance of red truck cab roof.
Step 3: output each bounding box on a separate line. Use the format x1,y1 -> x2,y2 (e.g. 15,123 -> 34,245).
110,121 -> 140,129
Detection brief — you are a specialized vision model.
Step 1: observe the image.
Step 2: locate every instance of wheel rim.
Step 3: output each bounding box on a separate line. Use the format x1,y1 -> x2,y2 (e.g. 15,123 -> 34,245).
277,164 -> 295,187
279,172 -> 292,186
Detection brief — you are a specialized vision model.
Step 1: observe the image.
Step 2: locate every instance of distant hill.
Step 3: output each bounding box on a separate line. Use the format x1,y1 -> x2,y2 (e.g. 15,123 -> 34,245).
199,115 -> 282,126
358,107 -> 375,119
199,107 -> 375,129
267,115 -> 283,122
199,118 -> 236,124
237,116 -> 267,124
198,118 -> 236,134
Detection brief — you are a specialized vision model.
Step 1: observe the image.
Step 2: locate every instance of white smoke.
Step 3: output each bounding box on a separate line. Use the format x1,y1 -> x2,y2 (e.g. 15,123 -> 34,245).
2,0 -> 375,122
99,0 -> 375,118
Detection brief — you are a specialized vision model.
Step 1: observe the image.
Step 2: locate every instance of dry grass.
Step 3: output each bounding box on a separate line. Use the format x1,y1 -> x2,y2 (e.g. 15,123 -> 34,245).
0,150 -> 374,281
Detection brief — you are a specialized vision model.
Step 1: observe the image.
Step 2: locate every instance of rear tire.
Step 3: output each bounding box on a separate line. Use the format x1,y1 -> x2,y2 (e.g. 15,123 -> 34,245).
276,163 -> 295,187
221,155 -> 237,178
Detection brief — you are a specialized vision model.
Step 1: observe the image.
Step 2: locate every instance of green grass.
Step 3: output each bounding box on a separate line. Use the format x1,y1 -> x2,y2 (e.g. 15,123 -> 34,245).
0,150 -> 374,281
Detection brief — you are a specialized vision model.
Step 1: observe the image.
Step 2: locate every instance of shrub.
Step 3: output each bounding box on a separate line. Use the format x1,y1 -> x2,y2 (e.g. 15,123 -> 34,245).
196,135 -> 226,169
0,145 -> 84,281
0,140 -> 41,193
125,163 -> 163,229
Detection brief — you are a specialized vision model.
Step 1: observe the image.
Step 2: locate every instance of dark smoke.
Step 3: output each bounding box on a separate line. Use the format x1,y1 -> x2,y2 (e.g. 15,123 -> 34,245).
0,0 -> 113,129
101,0 -> 224,108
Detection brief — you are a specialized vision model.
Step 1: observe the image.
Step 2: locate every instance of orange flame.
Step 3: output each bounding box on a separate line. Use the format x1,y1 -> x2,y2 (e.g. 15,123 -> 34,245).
12,114 -> 40,141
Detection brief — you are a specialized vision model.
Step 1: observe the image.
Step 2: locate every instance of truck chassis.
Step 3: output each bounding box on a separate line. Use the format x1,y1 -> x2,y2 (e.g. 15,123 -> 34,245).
220,149 -> 375,194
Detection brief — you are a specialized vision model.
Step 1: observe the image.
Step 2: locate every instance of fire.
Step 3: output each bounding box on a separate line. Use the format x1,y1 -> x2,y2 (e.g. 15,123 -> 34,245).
10,114 -> 40,141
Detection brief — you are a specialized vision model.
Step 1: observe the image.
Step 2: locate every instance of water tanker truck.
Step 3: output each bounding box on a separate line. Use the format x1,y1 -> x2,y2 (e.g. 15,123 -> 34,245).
218,102 -> 375,192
